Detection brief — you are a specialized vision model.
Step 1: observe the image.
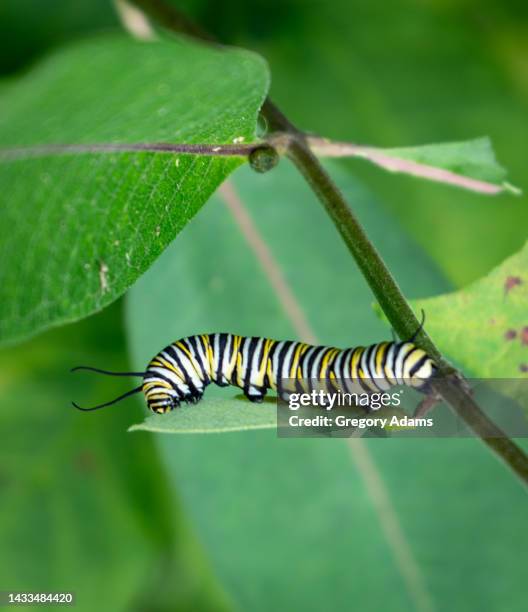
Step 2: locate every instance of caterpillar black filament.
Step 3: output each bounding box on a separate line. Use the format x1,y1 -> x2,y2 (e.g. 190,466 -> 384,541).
72,328 -> 437,414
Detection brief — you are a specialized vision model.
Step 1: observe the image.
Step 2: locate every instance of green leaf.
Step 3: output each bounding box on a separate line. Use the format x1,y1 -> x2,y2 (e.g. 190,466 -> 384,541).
378,137 -> 519,194
0,32 -> 269,347
383,137 -> 508,185
0,302 -> 231,612
130,397 -> 277,433
118,161 -> 450,606
412,241 -> 528,381
312,136 -> 519,195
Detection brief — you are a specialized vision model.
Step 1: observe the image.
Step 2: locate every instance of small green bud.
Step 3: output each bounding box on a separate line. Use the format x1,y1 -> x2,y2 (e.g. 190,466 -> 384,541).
249,145 -> 279,174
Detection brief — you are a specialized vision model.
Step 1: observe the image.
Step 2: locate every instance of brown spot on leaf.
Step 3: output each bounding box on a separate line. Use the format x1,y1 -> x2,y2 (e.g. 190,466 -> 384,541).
521,327 -> 528,346
520,363 -> 528,373
489,318 -> 496,325
504,275 -> 522,295
504,329 -> 517,341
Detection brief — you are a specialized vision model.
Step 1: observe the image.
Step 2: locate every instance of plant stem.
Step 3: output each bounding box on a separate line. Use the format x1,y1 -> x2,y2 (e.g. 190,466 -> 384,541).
286,135 -> 528,485
128,0 -> 528,487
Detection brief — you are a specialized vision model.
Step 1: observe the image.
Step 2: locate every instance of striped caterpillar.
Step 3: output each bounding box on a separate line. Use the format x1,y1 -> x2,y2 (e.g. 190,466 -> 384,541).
72,327 -> 437,414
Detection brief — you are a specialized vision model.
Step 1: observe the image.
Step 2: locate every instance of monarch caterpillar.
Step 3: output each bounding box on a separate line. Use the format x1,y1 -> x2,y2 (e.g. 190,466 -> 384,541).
72,318 -> 437,414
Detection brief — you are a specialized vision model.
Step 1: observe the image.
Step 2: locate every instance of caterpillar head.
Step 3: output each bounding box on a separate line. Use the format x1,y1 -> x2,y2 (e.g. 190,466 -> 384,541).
71,365 -> 180,414
142,384 -> 178,414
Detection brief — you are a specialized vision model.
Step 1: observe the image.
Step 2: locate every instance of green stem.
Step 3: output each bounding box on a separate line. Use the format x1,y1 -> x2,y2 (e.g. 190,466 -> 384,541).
286,136 -> 528,485
128,0 -> 528,488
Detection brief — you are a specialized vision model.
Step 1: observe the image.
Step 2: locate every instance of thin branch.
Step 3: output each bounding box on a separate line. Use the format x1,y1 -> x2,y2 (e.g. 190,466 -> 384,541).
307,136 -> 512,195
0,141 -> 259,161
130,0 -> 528,487
4,134 -> 516,196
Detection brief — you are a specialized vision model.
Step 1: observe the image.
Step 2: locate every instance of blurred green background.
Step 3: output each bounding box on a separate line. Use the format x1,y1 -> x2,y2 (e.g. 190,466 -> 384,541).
1,1 -> 527,611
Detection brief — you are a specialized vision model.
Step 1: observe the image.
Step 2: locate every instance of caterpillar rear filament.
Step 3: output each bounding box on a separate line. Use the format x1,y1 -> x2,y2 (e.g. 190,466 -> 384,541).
72,327 -> 437,414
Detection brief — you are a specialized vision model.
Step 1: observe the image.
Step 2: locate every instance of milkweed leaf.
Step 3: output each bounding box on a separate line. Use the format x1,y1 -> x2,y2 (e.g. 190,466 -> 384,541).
0,33 -> 269,346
